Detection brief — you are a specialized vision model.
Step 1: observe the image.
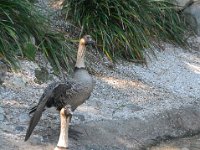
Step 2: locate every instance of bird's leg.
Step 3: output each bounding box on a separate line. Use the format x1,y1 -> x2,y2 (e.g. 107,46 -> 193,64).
54,105 -> 72,150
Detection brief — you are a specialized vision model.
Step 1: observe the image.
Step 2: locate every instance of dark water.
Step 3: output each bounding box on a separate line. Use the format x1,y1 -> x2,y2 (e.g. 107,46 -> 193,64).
149,135 -> 200,150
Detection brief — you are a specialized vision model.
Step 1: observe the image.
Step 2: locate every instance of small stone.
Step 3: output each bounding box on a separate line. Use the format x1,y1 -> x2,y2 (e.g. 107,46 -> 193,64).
3,76 -> 26,89
0,107 -> 4,121
30,135 -> 43,145
0,61 -> 7,84
19,113 -> 29,123
74,114 -> 85,121
15,126 -> 25,132
41,135 -> 49,142
34,67 -> 50,84
0,114 -> 4,121
126,104 -> 143,112
0,107 -> 4,114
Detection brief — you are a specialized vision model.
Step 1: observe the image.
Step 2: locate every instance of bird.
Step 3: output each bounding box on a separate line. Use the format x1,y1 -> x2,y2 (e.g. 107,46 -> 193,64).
25,35 -> 95,149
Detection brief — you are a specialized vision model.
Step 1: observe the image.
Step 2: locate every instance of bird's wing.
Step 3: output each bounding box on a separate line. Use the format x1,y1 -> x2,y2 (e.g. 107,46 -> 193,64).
52,81 -> 82,110
29,82 -> 59,114
25,82 -> 72,141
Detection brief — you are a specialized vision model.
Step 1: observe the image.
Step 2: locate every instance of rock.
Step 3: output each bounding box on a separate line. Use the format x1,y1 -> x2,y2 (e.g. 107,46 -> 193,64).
175,0 -> 192,7
0,114 -> 4,121
41,135 -> 49,143
68,105 -> 200,150
29,135 -> 44,145
173,1 -> 200,35
184,2 -> 200,35
0,61 -> 8,84
0,107 -> 4,114
34,67 -> 50,84
3,76 -> 26,89
126,104 -> 143,111
73,114 -> 85,122
18,113 -> 29,123
0,107 -> 5,121
15,126 -> 25,132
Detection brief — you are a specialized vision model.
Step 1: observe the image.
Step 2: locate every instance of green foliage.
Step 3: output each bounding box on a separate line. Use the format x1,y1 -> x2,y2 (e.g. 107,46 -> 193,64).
62,0 -> 188,61
39,33 -> 75,73
0,0 -> 75,72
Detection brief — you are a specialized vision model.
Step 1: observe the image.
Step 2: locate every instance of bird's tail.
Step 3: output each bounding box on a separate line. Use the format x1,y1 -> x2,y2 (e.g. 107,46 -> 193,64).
25,93 -> 52,141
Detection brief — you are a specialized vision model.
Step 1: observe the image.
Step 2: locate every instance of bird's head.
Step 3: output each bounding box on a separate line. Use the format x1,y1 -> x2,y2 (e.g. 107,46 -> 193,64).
80,35 -> 95,46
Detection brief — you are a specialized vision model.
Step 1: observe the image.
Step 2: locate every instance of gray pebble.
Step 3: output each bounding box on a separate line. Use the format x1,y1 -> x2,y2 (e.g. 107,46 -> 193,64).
0,114 -> 4,121
15,126 -> 25,132
19,113 -> 29,123
74,114 -> 85,122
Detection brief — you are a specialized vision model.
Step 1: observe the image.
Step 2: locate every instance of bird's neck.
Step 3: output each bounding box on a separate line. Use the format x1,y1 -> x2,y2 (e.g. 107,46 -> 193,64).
75,43 -> 86,68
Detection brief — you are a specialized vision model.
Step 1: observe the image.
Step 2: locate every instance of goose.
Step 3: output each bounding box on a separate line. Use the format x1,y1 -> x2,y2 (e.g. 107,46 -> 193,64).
25,35 -> 95,150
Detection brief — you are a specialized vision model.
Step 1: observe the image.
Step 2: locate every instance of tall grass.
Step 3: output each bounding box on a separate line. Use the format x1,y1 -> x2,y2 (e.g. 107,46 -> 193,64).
62,0 -> 188,62
0,0 -> 75,72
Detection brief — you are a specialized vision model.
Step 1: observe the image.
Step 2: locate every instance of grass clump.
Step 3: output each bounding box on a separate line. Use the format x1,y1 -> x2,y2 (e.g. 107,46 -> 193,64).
0,0 -> 75,72
62,0 -> 188,62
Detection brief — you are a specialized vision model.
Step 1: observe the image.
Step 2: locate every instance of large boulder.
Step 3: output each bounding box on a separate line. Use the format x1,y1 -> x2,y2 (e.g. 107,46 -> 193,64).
184,1 -> 200,35
174,0 -> 200,35
175,0 -> 192,7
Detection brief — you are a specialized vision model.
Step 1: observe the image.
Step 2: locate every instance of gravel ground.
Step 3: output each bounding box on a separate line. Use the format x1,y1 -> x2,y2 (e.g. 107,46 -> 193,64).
0,39 -> 199,149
